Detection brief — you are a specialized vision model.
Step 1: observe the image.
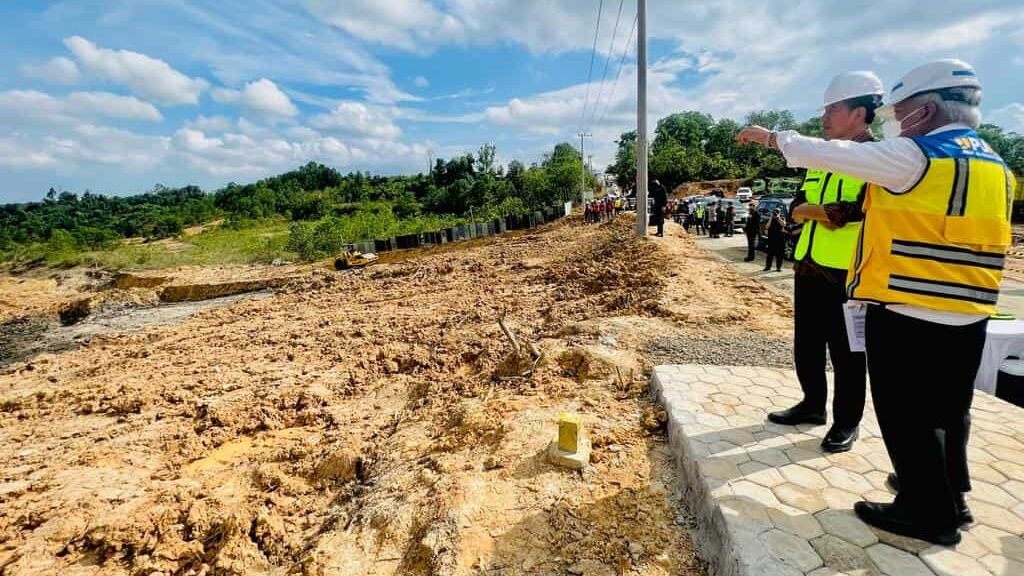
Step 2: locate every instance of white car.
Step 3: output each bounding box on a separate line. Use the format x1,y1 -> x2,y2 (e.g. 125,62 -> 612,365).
736,187 -> 753,202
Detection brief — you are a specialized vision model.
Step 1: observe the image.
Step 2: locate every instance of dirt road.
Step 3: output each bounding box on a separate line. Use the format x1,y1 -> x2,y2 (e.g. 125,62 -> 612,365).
0,216 -> 791,576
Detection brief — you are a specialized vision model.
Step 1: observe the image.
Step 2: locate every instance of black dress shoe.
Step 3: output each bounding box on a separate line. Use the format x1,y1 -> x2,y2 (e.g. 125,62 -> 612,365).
821,426 -> 859,453
767,403 -> 826,426
854,501 -> 961,546
886,473 -> 974,526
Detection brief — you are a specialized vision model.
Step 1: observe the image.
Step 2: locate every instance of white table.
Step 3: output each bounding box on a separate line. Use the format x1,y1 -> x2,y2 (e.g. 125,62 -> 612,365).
974,319 -> 1024,394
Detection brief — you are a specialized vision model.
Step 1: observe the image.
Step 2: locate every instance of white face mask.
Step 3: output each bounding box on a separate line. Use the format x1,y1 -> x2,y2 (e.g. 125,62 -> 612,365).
881,105 -> 928,140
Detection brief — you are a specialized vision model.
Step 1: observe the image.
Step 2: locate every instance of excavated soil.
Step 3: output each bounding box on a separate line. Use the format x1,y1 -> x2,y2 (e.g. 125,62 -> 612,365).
0,216 -> 792,576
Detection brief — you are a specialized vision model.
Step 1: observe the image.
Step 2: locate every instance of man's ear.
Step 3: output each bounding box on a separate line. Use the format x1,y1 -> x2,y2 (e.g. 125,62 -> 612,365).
852,106 -> 868,126
923,100 -> 940,123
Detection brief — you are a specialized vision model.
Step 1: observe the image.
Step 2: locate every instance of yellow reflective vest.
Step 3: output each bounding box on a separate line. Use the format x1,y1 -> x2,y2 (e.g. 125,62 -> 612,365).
793,169 -> 865,269
846,129 -> 1015,315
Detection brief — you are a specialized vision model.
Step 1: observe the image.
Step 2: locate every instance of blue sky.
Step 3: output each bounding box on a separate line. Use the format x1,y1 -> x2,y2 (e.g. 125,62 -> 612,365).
1,0 -> 1023,203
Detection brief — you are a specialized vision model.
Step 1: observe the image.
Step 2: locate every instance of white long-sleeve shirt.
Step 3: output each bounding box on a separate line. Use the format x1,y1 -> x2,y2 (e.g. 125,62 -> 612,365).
776,123 -> 986,326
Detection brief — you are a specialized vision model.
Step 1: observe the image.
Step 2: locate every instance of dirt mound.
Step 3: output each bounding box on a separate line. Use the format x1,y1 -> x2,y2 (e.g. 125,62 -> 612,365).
0,216 -> 769,576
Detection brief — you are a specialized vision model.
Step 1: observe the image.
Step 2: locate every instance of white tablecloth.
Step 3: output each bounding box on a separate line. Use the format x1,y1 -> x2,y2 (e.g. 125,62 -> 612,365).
974,320 -> 1024,394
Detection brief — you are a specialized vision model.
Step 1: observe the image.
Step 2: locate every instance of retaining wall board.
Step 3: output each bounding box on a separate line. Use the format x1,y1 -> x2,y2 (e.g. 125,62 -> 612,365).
651,364 -> 1024,576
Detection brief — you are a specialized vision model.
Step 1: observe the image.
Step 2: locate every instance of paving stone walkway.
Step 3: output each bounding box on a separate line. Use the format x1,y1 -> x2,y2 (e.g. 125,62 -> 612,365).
652,364 -> 1024,576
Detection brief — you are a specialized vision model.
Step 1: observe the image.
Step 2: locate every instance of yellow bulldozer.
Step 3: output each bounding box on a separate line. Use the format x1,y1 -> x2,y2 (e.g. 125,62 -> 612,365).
334,244 -> 379,270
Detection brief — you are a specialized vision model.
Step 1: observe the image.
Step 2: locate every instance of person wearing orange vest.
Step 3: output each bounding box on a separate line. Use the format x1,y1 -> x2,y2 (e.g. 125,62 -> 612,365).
737,60 -> 1015,546
767,72 -> 883,457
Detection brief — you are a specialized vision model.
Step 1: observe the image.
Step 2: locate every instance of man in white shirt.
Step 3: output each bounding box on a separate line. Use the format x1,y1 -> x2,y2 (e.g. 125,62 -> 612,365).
736,59 -> 1016,545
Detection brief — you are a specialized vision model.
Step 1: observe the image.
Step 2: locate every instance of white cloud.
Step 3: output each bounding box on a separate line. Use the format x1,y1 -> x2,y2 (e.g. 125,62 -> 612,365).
0,137 -> 58,168
304,0 -> 450,51
53,124 -> 171,168
64,35 -> 209,105
20,56 -> 81,85
310,101 -> 402,139
0,90 -> 163,124
989,104 -> 1024,134
185,114 -> 235,133
211,78 -> 299,117
855,12 -> 1024,55
66,92 -> 164,121
413,75 -> 430,88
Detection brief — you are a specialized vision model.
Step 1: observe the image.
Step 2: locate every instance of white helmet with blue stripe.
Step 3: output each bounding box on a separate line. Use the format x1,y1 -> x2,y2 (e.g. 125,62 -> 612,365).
877,59 -> 981,119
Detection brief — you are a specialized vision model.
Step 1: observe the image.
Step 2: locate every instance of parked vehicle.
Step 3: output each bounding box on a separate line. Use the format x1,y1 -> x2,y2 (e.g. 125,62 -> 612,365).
735,187 -> 753,202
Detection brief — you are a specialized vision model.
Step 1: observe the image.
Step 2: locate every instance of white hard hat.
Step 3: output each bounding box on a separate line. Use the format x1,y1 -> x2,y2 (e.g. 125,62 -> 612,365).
877,59 -> 981,118
822,71 -> 884,108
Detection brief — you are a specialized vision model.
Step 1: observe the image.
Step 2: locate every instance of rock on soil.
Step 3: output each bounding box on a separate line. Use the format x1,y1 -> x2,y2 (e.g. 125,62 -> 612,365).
647,333 -> 795,368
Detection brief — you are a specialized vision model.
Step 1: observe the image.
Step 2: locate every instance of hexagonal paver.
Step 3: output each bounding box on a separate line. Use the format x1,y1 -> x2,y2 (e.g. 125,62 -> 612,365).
968,480 -> 1017,508
719,495 -> 772,532
732,480 -> 782,508
738,461 -> 787,489
702,402 -> 737,417
870,526 -> 932,555
653,365 -> 1024,576
774,483 -> 827,514
990,459 -> 1024,480
822,466 -> 874,496
865,543 -> 934,576
969,500 -> 1024,535
816,510 -> 878,547
980,554 -> 1024,576
956,530 -> 991,560
864,470 -> 893,492
784,447 -> 832,470
1001,479 -> 1024,502
700,458 -> 741,482
751,447 -> 791,468
920,546 -> 992,576
966,524 -> 1024,562
780,464 -> 829,491
986,444 -> 1024,466
821,487 -> 862,511
966,461 -> 1007,483
810,534 -> 878,575
761,529 -> 824,573
767,504 -> 825,540
826,451 -> 874,474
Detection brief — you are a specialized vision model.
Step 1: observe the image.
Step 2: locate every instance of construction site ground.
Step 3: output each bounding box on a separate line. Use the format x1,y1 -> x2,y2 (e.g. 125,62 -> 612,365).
0,215 -> 792,576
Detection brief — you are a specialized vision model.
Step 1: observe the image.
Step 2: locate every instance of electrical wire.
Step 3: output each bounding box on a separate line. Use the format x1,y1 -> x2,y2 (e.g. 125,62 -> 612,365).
596,12 -> 637,127
580,0 -> 605,130
589,0 -> 625,127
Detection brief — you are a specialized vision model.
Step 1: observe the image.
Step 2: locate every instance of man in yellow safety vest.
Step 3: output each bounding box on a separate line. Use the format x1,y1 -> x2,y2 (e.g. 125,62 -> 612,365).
738,59 -> 1014,546
767,72 -> 883,457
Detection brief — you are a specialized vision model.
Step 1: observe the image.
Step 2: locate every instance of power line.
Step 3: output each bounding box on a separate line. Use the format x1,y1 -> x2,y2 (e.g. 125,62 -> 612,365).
580,0 -> 605,130
596,12 -> 637,127
590,0 -> 626,127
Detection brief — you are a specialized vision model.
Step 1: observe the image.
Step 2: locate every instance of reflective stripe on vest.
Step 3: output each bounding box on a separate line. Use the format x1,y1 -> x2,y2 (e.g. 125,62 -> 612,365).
793,169 -> 864,269
846,129 -> 1014,315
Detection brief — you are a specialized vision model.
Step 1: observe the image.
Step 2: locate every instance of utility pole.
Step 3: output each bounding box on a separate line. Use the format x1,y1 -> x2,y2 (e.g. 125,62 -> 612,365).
635,0 -> 648,237
427,148 -> 434,175
578,132 -> 592,205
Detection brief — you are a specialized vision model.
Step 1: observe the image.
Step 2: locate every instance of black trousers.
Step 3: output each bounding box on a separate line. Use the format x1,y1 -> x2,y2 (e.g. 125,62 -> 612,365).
745,233 -> 757,260
793,271 -> 866,428
865,305 -> 984,529
765,239 -> 785,269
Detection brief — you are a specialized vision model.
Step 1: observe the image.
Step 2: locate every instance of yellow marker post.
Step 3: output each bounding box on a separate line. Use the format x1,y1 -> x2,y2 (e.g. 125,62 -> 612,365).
558,412 -> 581,453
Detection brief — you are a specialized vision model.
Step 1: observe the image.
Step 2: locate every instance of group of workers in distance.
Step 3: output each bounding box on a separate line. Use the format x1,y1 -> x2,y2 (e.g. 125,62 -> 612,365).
674,200 -> 735,239
583,196 -> 621,224
733,59 -> 1016,546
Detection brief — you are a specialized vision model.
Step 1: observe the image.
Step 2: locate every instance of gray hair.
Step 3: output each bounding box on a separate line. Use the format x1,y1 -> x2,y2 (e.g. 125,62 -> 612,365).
912,87 -> 983,129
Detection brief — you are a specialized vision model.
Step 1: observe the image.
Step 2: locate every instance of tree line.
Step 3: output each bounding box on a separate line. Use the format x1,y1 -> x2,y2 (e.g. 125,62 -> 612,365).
0,141 -> 595,262
606,109 -> 1024,194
